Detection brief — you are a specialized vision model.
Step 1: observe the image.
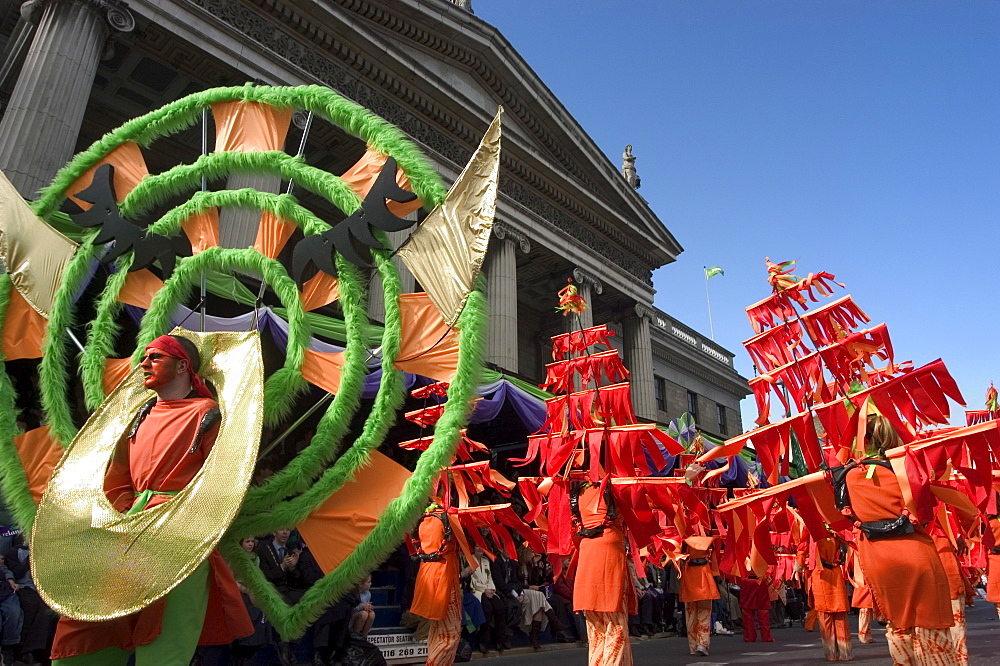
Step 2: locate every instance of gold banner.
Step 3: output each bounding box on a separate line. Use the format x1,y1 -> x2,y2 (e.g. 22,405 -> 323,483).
398,108 -> 501,326
0,171 -> 78,318
32,329 -> 264,620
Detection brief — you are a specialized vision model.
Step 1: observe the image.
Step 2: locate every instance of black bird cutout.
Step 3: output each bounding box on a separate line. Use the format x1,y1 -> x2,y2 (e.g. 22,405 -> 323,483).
71,164 -> 178,278
292,157 -> 418,283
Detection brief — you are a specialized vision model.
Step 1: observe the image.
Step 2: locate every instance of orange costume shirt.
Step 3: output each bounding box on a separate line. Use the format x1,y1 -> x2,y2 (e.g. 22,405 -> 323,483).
929,531 -> 964,601
809,536 -> 849,613
410,511 -> 460,621
985,517 -> 1000,603
51,397 -> 252,659
573,485 -> 637,614
845,464 -> 952,630
678,538 -> 720,604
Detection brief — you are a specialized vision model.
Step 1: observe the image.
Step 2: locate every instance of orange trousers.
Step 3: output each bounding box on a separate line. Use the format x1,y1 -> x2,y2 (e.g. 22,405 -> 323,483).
858,607 -> 874,644
425,585 -> 461,666
886,624 -> 955,666
685,600 -> 712,654
805,608 -> 817,631
584,610 -> 632,666
817,611 -> 852,662
949,598 -> 967,666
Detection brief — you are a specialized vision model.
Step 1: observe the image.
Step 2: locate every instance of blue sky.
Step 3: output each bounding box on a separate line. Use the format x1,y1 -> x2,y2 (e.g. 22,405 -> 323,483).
475,1 -> 1000,429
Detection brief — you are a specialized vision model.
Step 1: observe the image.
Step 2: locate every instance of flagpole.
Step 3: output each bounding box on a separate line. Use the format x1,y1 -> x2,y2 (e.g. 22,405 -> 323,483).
704,266 -> 715,341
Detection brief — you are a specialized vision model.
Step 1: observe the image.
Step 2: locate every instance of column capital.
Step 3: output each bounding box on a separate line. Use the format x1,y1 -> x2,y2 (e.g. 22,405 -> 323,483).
27,0 -> 135,31
633,302 -> 656,321
571,267 -> 603,295
86,0 -> 134,32
493,221 -> 530,253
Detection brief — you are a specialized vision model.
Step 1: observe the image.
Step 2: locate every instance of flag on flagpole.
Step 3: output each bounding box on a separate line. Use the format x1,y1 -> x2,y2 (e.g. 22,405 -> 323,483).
705,266 -> 724,279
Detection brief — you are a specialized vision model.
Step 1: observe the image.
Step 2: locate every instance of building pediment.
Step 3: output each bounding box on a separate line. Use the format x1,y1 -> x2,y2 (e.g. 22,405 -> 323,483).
236,0 -> 683,275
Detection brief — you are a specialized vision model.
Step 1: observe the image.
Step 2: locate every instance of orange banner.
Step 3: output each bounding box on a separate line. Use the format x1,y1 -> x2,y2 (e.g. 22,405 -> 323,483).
252,210 -> 296,259
300,272 -> 339,311
341,148 -> 423,218
297,451 -> 412,574
103,357 -> 131,396
13,425 -> 63,503
211,101 -> 292,153
181,207 -> 220,254
2,283 -> 44,360
117,269 -> 164,309
395,292 -> 459,383
66,142 -> 148,210
301,349 -> 346,395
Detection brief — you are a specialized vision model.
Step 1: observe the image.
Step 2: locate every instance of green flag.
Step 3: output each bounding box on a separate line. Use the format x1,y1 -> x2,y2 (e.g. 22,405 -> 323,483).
705,266 -> 724,279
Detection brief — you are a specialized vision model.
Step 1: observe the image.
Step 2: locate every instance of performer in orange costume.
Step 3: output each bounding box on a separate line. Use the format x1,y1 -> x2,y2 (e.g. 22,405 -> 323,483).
572,482 -> 636,666
850,558 -> 875,645
929,527 -> 968,665
986,514 -> 1000,621
843,415 -> 954,665
810,533 -> 851,662
51,335 -> 252,665
738,573 -> 773,643
678,535 -> 719,657
410,507 -> 461,666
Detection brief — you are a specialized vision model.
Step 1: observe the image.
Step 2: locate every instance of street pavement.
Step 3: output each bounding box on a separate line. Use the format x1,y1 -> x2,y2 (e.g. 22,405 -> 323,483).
473,601 -> 1000,664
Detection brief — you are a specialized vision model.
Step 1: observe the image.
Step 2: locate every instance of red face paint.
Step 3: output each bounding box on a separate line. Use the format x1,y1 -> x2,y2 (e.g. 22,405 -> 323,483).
139,347 -> 182,391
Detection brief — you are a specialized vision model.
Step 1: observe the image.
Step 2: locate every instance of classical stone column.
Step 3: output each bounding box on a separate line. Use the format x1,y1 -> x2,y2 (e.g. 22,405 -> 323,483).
387,225 -> 416,294
367,268 -> 385,324
624,303 -> 656,421
0,0 -> 134,197
367,221 -> 419,323
485,222 -> 529,374
570,267 -> 603,332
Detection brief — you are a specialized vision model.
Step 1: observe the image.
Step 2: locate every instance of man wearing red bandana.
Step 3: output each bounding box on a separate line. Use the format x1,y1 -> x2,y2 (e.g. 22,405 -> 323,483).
51,335 -> 252,665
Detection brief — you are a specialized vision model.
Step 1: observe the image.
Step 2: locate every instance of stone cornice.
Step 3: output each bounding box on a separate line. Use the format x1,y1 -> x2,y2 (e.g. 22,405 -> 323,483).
652,345 -> 750,398
183,0 -> 659,284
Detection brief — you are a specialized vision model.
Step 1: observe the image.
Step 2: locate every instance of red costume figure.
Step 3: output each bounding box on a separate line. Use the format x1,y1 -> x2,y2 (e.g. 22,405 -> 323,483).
51,335 -> 252,665
738,573 -> 773,643
572,483 -> 635,666
845,416 -> 954,665
678,536 -> 718,657
410,508 -> 461,666
810,534 -> 852,662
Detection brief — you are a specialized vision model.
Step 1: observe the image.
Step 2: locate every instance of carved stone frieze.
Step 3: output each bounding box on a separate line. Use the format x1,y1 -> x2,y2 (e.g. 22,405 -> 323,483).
184,0 -> 654,285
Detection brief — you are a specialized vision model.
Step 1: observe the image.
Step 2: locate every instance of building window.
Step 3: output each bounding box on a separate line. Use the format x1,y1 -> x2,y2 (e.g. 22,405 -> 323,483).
687,391 -> 698,421
717,403 -> 727,434
655,376 -> 666,412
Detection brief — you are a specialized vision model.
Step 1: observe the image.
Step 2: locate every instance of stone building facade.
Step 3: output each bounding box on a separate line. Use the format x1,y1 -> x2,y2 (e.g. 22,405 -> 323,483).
0,0 -> 748,437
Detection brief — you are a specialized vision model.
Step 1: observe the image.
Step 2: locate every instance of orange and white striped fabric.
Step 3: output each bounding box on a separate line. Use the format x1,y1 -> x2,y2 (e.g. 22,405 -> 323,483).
817,611 -> 852,661
858,607 -> 874,644
886,625 -> 955,666
425,585 -> 461,666
949,598 -> 967,666
584,610 -> 632,666
685,599 -> 712,654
